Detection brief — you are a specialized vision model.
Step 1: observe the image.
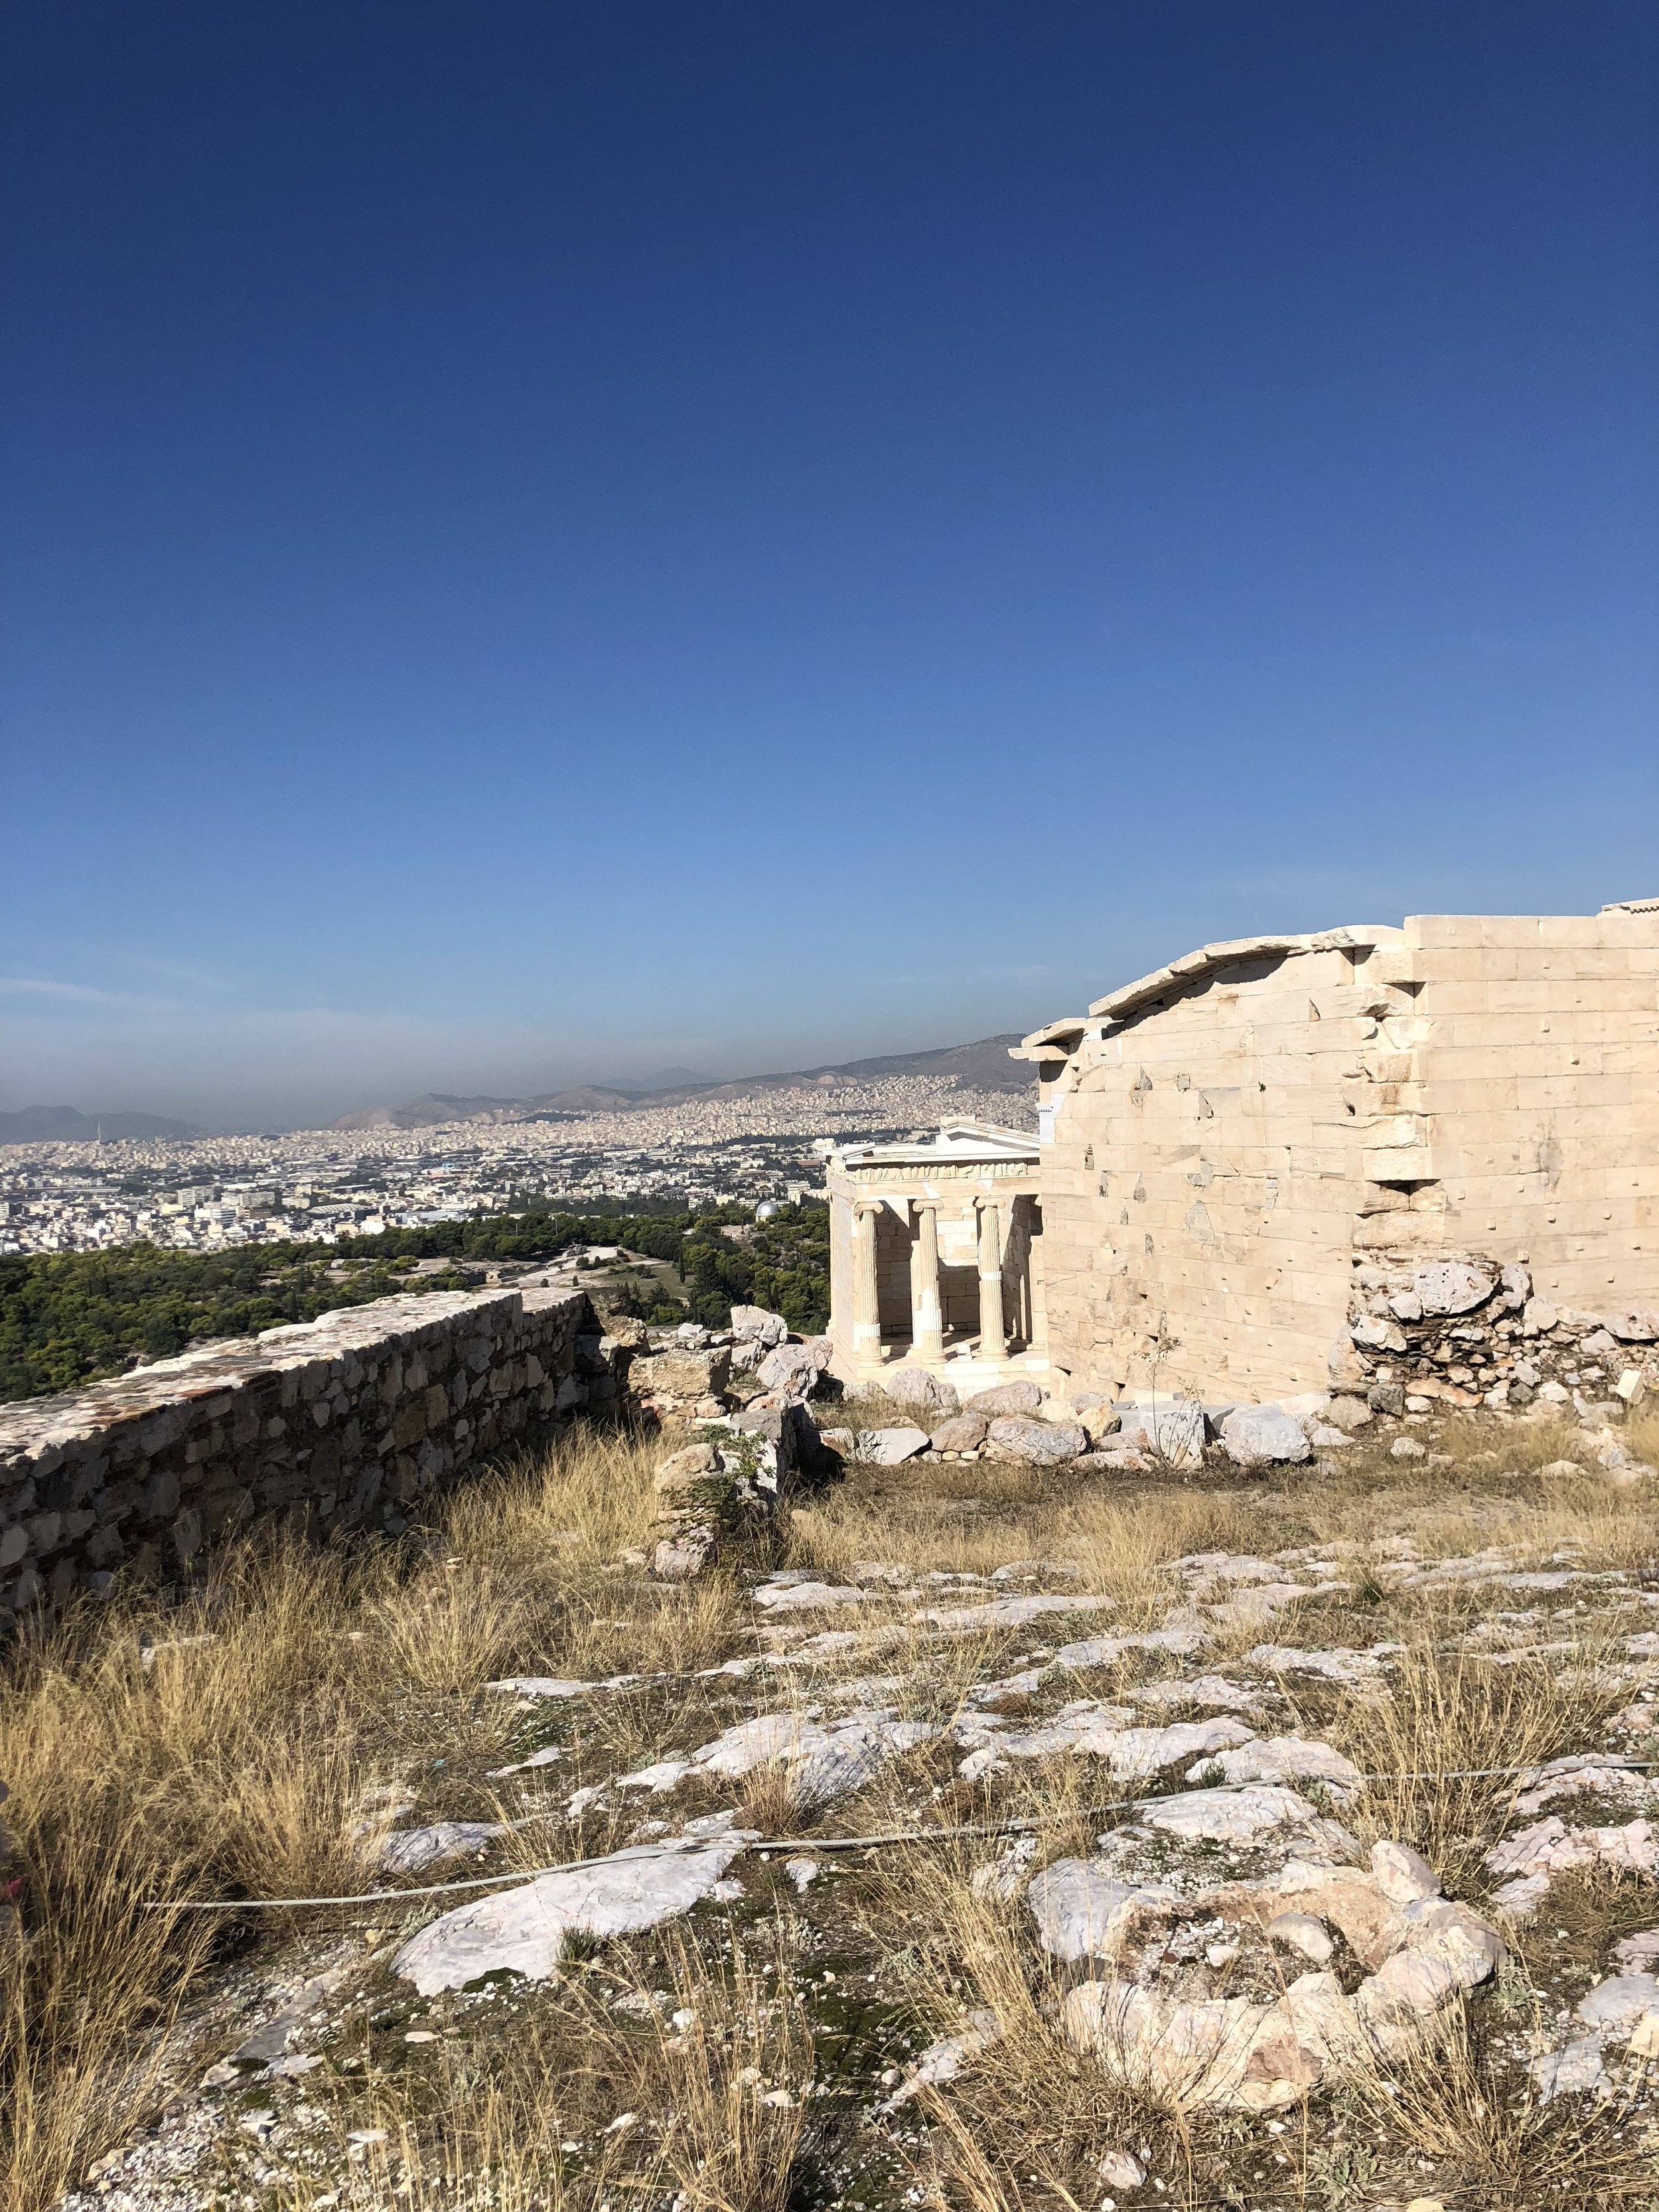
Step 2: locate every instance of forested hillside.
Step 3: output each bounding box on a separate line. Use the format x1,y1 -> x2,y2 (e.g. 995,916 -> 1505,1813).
0,1202 -> 830,1402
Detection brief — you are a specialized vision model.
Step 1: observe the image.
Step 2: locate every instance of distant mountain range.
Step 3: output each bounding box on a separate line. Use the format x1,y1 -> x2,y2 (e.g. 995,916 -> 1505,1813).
329,1033 -> 1032,1131
0,1104 -> 202,1143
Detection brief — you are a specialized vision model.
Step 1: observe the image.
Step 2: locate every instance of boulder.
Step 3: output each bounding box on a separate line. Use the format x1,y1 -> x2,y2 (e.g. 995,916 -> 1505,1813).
1325,1395 -> 1373,1432
1413,1262 -> 1494,1316
863,1426 -> 931,1465
730,1305 -> 789,1347
966,1380 -> 1045,1416
1218,1405 -> 1313,1467
639,1346 -> 731,1399
1370,1839 -> 1440,1907
930,1412 -> 989,1452
885,1367 -> 960,1417
1119,1400 -> 1206,1469
596,1311 -> 649,1349
652,1442 -> 720,1493
756,1337 -> 832,1395
1605,1306 -> 1659,1344
985,1417 -> 1088,1467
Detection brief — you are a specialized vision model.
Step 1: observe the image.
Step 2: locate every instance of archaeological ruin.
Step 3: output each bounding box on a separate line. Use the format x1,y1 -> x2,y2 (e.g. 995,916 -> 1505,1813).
828,900 -> 1659,1406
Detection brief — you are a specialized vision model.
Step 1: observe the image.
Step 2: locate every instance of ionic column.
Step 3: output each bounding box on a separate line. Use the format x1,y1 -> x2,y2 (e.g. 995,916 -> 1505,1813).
851,1203 -> 882,1363
910,1202 -> 944,1361
976,1199 -> 1006,1361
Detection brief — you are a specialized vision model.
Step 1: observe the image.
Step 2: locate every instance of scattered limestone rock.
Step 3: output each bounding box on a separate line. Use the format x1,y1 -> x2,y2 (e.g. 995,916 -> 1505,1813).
379,1819 -> 512,1874
1129,1673 -> 1265,1717
1049,1836 -> 1503,2112
984,1416 -> 1088,1465
863,1426 -> 931,1465
1532,1968 -> 1659,2099
1218,1406 -> 1313,1467
1325,1394 -> 1373,1432
1193,1736 -> 1362,1797
877,2008 -> 1001,2111
1484,1814 -> 1658,1910
751,1579 -> 875,1612
1266,1911 -> 1333,1965
619,1708 -> 935,1808
1027,1862 -> 1179,1962
395,1834 -> 752,1995
1060,1969 -> 1355,2114
1611,1928 -> 1659,1974
755,1337 -> 832,1396
965,1380 -> 1044,1415
730,1305 -> 789,1347
1369,1838 -> 1440,1906
1120,1400 -> 1206,1469
884,1367 -> 960,1417
929,1412 -> 989,1451
918,1593 -> 1113,1633
1098,2149 -> 1147,2192
1139,1785 -> 1329,1846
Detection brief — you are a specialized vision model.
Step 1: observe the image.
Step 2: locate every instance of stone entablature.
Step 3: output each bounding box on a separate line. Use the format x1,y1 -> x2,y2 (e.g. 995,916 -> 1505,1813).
826,1122 -> 1045,1388
0,1286 -> 618,1614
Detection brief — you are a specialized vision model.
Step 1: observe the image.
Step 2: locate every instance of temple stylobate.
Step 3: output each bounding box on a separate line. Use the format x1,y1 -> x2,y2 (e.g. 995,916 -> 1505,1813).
825,1121 -> 1048,1394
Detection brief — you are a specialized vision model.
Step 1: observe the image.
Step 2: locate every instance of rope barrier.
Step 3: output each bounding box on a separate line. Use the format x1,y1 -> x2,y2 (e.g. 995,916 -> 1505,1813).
140,1755 -> 1659,1914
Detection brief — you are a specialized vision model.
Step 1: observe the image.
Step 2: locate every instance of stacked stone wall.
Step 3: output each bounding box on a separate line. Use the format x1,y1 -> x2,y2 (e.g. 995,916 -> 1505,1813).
0,1286 -> 622,1614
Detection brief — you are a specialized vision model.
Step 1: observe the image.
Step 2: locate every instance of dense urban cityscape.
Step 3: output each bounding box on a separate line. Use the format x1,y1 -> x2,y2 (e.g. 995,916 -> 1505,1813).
0,1075 -> 1031,1256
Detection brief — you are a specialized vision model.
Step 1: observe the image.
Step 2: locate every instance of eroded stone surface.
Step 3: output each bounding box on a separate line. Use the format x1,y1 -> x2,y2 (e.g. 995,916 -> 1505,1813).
1043,1836 -> 1502,2112
394,1834 -> 753,1995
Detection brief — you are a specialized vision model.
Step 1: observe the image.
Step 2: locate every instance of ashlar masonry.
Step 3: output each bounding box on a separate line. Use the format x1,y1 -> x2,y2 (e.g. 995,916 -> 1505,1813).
829,901 -> 1659,1405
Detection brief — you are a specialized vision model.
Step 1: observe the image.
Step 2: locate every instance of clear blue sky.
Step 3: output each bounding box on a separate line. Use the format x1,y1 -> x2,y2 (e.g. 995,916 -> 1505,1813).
3,2 -> 1655,1128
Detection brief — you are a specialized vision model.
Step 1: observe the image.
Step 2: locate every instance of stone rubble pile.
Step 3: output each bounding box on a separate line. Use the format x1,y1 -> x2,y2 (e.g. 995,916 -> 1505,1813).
1338,1254 -> 1659,1429
649,1402 -> 833,1581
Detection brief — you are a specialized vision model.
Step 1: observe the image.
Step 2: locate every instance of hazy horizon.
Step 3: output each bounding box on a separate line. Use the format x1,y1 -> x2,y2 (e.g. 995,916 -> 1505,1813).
5,4 -> 1655,1131
0,1022 -> 1039,1132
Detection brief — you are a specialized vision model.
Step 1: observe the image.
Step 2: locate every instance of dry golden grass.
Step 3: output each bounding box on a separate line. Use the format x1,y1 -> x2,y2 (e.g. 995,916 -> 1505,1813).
1317,1633 -> 1630,1888
3,1407 -> 1656,2212
0,1426 -> 669,2212
291,1923 -> 811,2212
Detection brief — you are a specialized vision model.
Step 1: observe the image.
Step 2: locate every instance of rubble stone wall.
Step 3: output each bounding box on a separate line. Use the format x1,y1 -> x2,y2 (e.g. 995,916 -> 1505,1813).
0,1286 -> 616,1614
